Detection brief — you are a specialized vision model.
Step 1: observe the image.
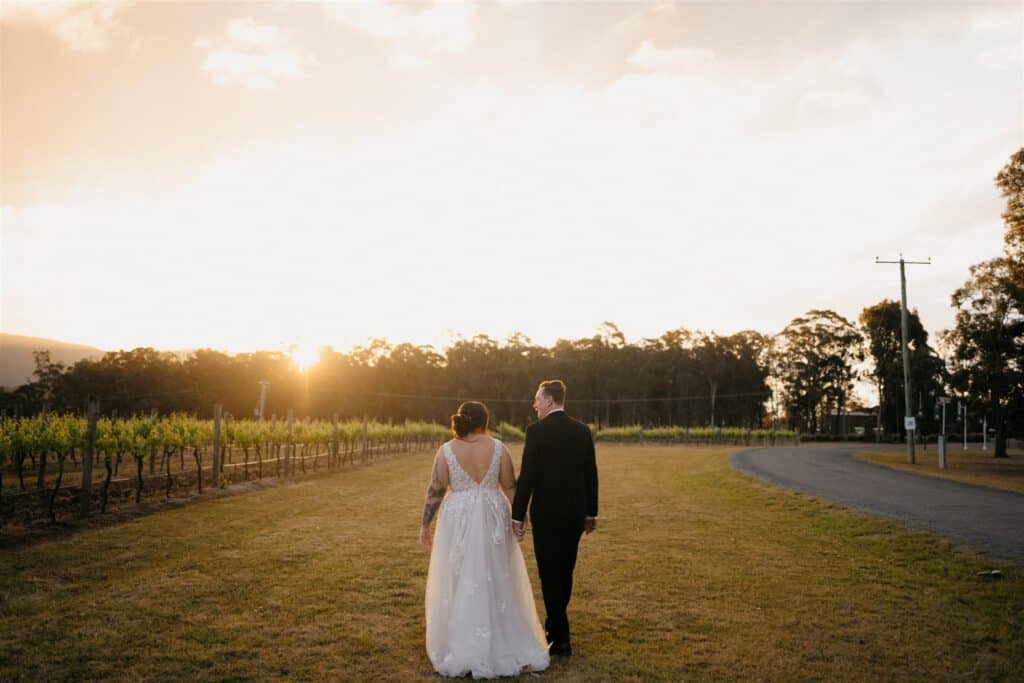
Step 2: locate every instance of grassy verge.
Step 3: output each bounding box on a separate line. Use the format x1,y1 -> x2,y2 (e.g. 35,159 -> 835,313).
856,448 -> 1024,494
1,445 -> 1021,681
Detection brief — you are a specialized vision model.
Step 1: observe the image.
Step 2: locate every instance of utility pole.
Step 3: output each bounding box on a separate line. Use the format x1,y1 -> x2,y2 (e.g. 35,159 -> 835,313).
876,254 -> 931,464
937,396 -> 950,469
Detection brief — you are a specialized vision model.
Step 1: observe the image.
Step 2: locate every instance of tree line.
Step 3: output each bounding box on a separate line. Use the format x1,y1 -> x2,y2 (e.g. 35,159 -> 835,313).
3,150 -> 1022,455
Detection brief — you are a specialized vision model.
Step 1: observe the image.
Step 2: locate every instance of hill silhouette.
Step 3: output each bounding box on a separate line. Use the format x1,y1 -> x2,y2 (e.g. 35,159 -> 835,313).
0,333 -> 105,390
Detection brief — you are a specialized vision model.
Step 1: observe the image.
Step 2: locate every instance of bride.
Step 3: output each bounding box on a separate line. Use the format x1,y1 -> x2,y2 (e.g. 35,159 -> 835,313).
420,401 -> 550,678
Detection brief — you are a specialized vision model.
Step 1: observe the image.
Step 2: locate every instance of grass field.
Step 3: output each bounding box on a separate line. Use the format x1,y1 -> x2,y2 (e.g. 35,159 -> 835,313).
857,447 -> 1024,494
1,444 -> 1022,681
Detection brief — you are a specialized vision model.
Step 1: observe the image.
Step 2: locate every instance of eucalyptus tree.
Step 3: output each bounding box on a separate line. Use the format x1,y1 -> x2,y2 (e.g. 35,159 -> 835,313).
777,310 -> 864,434
995,147 -> 1024,286
941,258 -> 1024,458
859,300 -> 947,436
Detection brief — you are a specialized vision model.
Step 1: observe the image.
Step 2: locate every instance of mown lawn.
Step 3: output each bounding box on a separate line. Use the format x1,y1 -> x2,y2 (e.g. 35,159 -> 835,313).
1,444 -> 1022,681
857,447 -> 1024,494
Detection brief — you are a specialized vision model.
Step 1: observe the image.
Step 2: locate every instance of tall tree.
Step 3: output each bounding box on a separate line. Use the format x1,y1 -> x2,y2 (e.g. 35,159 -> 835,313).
777,310 -> 864,434
941,258 -> 1024,457
994,147 -> 1024,286
860,300 -> 947,438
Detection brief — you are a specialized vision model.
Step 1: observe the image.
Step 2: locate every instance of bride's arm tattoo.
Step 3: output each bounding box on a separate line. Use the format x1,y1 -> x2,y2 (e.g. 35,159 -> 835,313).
422,499 -> 441,526
421,459 -> 446,526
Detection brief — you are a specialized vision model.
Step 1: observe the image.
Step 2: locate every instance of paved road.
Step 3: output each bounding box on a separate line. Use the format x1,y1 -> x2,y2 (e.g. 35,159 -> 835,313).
731,444 -> 1024,563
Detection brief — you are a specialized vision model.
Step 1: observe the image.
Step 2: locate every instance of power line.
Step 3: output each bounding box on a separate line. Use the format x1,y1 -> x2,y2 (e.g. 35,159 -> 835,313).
362,390 -> 773,404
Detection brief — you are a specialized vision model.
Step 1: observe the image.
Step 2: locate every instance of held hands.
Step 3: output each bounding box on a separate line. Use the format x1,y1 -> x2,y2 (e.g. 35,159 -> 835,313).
419,525 -> 432,548
510,519 -> 595,539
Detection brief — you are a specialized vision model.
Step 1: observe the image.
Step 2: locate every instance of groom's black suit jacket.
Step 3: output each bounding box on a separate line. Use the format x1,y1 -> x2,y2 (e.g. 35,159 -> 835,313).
511,410 -> 598,523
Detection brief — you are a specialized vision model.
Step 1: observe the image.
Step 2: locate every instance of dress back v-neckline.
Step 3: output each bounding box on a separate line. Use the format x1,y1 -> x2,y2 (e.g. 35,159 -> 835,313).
445,439 -> 501,487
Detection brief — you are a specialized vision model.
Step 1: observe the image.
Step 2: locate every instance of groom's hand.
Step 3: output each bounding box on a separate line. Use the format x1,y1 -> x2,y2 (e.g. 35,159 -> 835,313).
511,520 -> 525,541
584,517 -> 597,535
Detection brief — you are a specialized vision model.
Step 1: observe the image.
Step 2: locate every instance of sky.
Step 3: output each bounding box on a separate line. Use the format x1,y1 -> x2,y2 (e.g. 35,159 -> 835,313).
1,0 -> 1022,361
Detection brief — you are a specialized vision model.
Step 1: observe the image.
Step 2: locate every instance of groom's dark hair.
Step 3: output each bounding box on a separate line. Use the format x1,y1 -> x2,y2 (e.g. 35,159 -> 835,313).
538,379 -> 566,405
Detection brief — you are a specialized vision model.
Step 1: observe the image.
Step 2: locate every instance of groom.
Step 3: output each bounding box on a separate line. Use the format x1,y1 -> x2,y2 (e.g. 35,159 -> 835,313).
512,379 -> 599,657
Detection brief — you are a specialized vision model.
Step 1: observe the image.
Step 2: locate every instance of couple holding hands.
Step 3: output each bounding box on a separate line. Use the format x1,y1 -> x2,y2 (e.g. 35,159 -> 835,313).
420,379 -> 599,678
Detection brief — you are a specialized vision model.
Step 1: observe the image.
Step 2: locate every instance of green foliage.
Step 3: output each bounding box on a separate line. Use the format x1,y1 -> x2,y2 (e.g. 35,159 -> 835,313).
0,415 -> 450,461
594,425 -> 798,445
775,309 -> 864,434
0,328 -> 775,430
942,257 -> 1024,456
494,422 -> 525,441
995,147 -> 1024,274
859,300 -> 948,437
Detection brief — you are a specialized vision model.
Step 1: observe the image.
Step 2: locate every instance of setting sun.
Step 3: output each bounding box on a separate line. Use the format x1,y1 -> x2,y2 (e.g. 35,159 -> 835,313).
289,344 -> 320,372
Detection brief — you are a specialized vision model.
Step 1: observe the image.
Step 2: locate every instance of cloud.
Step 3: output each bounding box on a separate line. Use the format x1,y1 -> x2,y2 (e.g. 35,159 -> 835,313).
977,42 -> 1021,72
390,51 -> 430,72
909,183 -> 1005,239
226,16 -> 283,48
774,40 -> 886,127
628,39 -> 717,75
282,0 -> 473,71
969,6 -> 1024,36
796,85 -> 877,125
0,0 -> 131,52
196,17 -> 317,90
320,0 -> 474,53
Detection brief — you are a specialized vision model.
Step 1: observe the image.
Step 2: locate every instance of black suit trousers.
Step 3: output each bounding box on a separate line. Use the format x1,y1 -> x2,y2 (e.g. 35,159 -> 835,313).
531,518 -> 585,645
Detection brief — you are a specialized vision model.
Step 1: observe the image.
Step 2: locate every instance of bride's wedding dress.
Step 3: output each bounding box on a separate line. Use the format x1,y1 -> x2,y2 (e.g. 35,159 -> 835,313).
425,439 -> 550,678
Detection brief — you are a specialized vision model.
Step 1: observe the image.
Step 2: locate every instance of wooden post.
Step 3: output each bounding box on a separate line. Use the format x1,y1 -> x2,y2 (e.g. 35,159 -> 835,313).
212,404 -> 222,488
287,409 -> 294,478
224,412 -> 232,465
149,409 -> 157,475
331,413 -> 339,470
79,400 -> 99,518
361,416 -> 368,464
36,406 -> 50,491
271,415 -> 279,476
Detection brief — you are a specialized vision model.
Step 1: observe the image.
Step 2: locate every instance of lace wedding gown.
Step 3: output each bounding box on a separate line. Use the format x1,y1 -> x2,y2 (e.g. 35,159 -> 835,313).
425,439 -> 550,678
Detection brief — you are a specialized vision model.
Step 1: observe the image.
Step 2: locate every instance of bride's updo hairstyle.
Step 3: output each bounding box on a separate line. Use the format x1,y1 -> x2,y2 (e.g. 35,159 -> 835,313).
451,401 -> 489,438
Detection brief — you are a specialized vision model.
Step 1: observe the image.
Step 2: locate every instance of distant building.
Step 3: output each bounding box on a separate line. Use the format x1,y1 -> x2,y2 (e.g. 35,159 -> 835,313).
819,407 -> 879,436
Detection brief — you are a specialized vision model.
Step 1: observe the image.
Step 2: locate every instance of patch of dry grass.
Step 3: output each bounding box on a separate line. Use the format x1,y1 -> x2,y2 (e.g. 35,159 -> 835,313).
857,447 -> 1024,494
1,445 -> 1021,681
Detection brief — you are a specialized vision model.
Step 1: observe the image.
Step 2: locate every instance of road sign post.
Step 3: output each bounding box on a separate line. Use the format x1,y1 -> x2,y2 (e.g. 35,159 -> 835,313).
903,416 -> 917,463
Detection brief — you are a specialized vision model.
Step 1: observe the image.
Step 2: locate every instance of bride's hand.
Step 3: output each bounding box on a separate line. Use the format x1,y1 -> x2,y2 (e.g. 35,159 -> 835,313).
419,525 -> 432,548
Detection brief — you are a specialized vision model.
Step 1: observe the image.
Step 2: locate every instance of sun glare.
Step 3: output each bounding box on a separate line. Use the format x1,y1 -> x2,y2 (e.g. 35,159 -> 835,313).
290,344 -> 320,372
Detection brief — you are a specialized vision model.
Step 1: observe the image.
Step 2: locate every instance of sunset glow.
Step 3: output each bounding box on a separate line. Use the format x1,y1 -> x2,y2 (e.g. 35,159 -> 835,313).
2,1 -> 1021,354
289,343 -> 321,372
